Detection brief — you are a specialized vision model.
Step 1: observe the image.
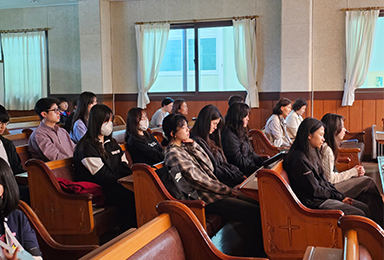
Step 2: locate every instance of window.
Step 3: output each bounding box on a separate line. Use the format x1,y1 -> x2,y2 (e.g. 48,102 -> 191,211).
150,21 -> 244,93
360,16 -> 384,88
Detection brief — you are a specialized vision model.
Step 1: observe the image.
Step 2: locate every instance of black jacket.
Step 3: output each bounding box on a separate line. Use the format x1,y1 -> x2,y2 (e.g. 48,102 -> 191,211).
0,135 -> 24,175
192,135 -> 244,187
126,133 -> 164,166
283,150 -> 345,208
221,127 -> 263,176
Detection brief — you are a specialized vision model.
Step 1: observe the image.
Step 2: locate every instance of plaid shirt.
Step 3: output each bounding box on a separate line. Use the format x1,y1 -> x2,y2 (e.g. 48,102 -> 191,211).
165,141 -> 231,204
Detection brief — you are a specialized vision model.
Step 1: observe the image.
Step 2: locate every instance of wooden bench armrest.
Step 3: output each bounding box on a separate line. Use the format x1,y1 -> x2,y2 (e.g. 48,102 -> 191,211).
345,131 -> 365,143
338,147 -> 361,153
336,156 -> 351,164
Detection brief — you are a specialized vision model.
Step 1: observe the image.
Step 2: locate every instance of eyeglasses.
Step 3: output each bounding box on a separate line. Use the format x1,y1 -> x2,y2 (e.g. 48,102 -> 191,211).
0,122 -> 9,127
46,108 -> 60,113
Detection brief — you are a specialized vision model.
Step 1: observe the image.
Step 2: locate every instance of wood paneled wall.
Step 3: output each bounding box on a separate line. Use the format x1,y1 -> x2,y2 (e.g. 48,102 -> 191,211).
115,98 -> 383,158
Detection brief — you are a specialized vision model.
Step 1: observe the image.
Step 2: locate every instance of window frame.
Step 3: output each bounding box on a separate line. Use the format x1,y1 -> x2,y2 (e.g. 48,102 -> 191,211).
150,20 -> 236,95
357,9 -> 384,91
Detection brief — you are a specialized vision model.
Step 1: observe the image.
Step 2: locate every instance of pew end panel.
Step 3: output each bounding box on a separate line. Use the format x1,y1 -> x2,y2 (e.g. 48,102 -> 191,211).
16,144 -> 31,171
26,158 -> 95,235
257,162 -> 343,260
18,201 -> 98,260
26,158 -> 120,245
344,131 -> 365,144
249,129 -> 282,158
335,147 -> 360,172
338,215 -> 384,260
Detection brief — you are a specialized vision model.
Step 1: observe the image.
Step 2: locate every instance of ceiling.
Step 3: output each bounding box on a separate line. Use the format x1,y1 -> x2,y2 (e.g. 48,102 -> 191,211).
0,0 -> 78,10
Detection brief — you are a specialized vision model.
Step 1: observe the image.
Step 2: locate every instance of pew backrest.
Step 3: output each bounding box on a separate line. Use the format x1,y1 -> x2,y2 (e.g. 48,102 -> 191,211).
16,144 -> 31,171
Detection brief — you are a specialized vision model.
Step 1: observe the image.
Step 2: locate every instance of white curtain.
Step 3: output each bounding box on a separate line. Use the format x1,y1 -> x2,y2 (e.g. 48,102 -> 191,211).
1,31 -> 47,110
135,23 -> 170,108
342,10 -> 379,106
233,18 -> 259,108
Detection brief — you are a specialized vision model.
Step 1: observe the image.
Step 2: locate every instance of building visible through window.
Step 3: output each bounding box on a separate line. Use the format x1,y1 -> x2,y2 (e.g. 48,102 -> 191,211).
150,21 -> 244,93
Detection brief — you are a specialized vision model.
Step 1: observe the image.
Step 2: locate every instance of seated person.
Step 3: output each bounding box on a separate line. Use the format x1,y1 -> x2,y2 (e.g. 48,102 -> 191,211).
125,107 -> 164,165
228,94 -> 244,107
321,113 -> 383,227
57,96 -> 71,124
70,92 -> 97,143
149,97 -> 173,128
172,98 -> 188,116
264,98 -> 293,147
0,105 -> 24,175
74,104 -> 135,227
29,98 -> 75,162
191,105 -> 244,187
0,158 -> 42,260
163,114 -> 265,257
283,117 -> 370,218
221,102 -> 263,176
286,98 -> 307,140
64,96 -> 78,133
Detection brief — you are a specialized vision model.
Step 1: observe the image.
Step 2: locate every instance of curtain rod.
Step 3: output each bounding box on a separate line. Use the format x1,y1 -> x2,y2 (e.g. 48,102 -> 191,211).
135,15 -> 258,25
0,28 -> 49,34
341,6 -> 383,11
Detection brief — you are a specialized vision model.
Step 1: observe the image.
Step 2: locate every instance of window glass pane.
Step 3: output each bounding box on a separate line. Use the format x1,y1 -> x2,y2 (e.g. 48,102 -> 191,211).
198,26 -> 244,92
361,17 -> 384,88
188,39 -> 194,71
150,29 -> 195,92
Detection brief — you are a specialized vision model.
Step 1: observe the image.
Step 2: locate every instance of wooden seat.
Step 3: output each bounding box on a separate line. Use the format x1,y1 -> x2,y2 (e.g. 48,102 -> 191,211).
16,144 -> 31,171
257,159 -> 343,260
18,201 -> 98,260
338,215 -> 383,260
79,200 -> 268,260
126,163 -> 224,237
113,115 -> 126,126
3,128 -> 33,146
26,157 -> 120,245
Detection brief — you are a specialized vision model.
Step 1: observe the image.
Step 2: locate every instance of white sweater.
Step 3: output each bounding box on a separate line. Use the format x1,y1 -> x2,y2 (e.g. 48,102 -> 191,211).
320,143 -> 358,184
286,111 -> 303,139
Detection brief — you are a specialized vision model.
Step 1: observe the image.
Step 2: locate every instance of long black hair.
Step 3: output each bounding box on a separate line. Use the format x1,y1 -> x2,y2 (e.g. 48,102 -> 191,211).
286,117 -> 324,167
0,158 -> 19,219
0,105 -> 10,123
191,105 -> 224,151
163,114 -> 188,143
224,102 -> 250,143
71,91 -> 96,132
321,113 -> 345,158
125,107 -> 149,142
78,104 -> 114,159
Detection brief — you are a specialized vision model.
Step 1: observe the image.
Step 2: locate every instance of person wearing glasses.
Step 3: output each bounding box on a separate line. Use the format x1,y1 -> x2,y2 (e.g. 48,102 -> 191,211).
28,97 -> 75,162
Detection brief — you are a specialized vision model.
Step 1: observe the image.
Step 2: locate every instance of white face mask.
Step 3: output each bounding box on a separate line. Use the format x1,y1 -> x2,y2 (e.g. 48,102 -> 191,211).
101,121 -> 113,136
138,118 -> 149,131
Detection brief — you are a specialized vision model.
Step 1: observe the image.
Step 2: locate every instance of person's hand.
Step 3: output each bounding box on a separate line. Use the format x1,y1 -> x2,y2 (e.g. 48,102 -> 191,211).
354,165 -> 365,176
232,185 -> 240,197
2,246 -> 19,260
183,138 -> 194,144
342,197 -> 354,205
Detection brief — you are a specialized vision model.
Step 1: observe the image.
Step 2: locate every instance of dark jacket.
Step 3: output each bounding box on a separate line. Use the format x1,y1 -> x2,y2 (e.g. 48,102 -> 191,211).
0,135 -> 24,175
0,210 -> 42,257
283,150 -> 345,208
73,136 -> 132,205
126,133 -> 164,166
64,112 -> 75,133
221,127 -> 263,176
192,135 -> 244,187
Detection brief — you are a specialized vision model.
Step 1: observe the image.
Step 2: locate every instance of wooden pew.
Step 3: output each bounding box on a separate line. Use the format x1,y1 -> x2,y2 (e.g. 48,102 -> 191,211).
6,121 -> 40,134
16,144 -> 31,171
119,162 -> 224,237
18,201 -> 98,260
26,157 -> 120,245
113,115 -> 126,126
79,200 -> 268,260
3,128 -> 33,146
338,215 -> 383,260
257,159 -> 343,260
9,115 -> 40,123
249,129 -> 286,158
